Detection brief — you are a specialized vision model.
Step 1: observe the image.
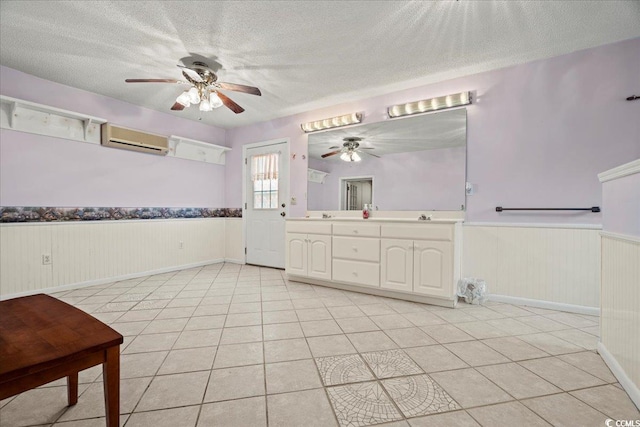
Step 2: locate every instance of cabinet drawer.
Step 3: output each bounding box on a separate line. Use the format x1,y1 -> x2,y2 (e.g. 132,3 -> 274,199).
333,236 -> 380,262
286,221 -> 332,235
381,224 -> 453,241
332,259 -> 380,287
333,222 -> 380,237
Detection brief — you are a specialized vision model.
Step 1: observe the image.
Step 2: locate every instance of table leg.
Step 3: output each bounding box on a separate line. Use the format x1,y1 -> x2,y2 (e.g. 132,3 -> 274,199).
102,346 -> 120,427
67,372 -> 78,405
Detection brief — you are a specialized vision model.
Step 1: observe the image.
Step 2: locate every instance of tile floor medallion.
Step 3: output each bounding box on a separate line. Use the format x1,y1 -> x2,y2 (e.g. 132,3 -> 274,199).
361,349 -> 423,379
2,262 -> 638,427
315,354 -> 375,386
326,381 -> 403,427
381,374 -> 460,417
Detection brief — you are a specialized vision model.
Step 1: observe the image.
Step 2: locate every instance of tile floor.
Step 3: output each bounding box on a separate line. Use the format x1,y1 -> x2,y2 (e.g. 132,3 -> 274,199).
1,263 -> 638,427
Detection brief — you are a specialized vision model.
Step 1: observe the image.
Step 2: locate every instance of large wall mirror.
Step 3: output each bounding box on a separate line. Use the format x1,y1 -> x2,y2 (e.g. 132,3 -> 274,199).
307,108 -> 467,211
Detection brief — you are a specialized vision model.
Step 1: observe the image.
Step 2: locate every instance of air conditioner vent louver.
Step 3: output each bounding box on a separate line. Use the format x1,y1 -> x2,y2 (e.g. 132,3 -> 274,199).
101,124 -> 169,155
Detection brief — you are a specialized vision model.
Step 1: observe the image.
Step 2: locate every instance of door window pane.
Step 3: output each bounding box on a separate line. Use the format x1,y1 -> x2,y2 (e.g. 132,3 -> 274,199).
251,154 -> 279,210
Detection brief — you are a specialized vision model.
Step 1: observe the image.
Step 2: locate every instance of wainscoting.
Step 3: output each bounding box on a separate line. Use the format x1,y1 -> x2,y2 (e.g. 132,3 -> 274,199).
599,232 -> 640,407
463,223 -> 601,314
0,218 -> 243,298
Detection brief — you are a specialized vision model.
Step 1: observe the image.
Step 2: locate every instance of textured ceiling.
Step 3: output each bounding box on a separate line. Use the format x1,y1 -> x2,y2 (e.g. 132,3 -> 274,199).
1,1 -> 639,129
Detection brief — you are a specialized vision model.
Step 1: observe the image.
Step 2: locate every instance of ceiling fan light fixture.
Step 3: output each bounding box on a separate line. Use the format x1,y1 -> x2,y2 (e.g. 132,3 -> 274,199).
351,152 -> 362,162
176,91 -> 191,107
209,92 -> 223,109
388,91 -> 471,118
301,112 -> 362,133
188,87 -> 201,104
199,98 -> 212,112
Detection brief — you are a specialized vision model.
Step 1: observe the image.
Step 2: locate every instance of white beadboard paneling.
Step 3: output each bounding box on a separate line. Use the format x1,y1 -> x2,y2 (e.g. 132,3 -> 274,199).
224,218 -> 244,263
0,225 -> 53,295
600,233 -> 640,408
0,218 -> 225,298
463,225 -> 601,309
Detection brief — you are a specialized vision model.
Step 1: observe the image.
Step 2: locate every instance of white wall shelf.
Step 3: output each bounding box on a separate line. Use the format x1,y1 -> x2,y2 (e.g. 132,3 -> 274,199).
308,168 -> 329,184
0,95 -> 106,144
168,135 -> 231,165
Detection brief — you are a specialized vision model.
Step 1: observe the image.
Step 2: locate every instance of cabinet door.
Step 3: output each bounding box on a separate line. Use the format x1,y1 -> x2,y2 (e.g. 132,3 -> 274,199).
308,234 -> 332,280
413,240 -> 453,298
285,233 -> 307,276
380,239 -> 413,292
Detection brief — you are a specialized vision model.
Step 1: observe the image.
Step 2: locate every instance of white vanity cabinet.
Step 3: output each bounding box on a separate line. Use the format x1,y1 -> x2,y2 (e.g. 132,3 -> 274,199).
381,239 -> 453,298
285,223 -> 332,281
285,219 -> 461,307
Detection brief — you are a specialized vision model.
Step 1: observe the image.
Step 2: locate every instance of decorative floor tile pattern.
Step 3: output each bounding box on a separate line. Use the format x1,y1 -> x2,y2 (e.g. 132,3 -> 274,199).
327,381 -> 403,427
382,375 -> 459,417
2,262 -> 636,427
361,350 -> 423,379
315,354 -> 375,386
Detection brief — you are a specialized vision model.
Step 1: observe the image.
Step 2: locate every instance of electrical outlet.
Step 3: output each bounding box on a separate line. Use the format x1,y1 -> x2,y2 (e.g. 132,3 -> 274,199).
179,241 -> 184,249
42,254 -> 52,265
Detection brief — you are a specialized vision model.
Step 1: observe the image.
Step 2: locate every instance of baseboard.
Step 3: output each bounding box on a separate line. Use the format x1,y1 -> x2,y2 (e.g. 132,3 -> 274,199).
0,259 -> 225,300
224,258 -> 246,265
488,293 -> 600,316
597,342 -> 640,410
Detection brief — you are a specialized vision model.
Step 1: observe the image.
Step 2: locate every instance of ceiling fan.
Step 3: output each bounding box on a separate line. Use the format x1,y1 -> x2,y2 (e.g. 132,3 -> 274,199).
125,61 -> 261,114
321,137 -> 379,162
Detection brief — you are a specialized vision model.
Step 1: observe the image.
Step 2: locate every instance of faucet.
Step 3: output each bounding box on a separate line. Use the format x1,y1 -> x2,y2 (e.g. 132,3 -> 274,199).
322,213 -> 332,219
418,214 -> 433,221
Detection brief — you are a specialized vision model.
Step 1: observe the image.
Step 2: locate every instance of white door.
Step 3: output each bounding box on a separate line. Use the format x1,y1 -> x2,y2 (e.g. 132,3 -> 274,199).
380,239 -> 413,292
413,241 -> 453,298
245,141 -> 289,268
307,234 -> 332,280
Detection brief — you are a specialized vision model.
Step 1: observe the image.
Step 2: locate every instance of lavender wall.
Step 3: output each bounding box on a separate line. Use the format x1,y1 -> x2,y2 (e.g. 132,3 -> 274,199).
225,38 -> 640,222
0,66 -> 227,208
602,170 -> 640,237
308,146 -> 466,211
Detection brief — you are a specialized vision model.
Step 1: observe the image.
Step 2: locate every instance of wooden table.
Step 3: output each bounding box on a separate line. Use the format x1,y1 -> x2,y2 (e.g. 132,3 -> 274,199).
0,294 -> 123,427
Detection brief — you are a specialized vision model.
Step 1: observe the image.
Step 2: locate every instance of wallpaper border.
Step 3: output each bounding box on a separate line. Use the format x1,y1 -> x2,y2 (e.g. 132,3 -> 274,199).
0,206 -> 242,223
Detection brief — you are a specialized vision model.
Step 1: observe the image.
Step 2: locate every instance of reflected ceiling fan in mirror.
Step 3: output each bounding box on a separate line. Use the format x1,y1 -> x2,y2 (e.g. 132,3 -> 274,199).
321,137 -> 379,162
125,61 -> 261,114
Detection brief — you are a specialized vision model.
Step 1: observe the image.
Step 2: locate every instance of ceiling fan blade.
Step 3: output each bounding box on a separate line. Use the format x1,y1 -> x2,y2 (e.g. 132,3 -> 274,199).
126,79 -> 182,83
359,147 -> 375,149
321,150 -> 342,158
170,102 -> 185,111
217,92 -> 245,114
361,150 -> 380,158
177,65 -> 203,82
217,82 -> 262,96
328,146 -> 340,149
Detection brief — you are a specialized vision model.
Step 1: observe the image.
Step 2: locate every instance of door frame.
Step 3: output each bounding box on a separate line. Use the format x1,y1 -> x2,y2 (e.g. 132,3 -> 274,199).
242,137 -> 291,265
338,175 -> 375,210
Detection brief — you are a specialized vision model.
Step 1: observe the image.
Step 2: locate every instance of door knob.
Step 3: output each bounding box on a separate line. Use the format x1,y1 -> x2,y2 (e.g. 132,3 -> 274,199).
280,212 -> 286,217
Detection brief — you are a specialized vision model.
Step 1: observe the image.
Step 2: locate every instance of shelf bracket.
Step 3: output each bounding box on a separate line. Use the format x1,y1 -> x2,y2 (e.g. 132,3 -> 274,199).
8,101 -> 17,129
82,118 -> 93,141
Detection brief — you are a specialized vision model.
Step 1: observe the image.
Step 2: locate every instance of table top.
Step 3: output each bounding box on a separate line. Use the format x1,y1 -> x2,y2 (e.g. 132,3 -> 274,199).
0,294 -> 123,383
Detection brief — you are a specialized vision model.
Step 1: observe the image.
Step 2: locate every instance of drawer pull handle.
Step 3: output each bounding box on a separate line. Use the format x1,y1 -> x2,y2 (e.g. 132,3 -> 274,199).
352,271 -> 358,276
353,230 -> 358,234
352,247 -> 358,252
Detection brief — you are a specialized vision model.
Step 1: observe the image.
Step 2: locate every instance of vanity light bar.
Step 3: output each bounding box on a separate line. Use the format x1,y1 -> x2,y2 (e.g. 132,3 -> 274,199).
388,92 -> 471,118
301,112 -> 362,133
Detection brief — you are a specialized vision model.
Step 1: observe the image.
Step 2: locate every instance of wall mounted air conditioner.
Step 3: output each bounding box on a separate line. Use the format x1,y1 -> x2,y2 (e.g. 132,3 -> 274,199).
101,124 -> 169,155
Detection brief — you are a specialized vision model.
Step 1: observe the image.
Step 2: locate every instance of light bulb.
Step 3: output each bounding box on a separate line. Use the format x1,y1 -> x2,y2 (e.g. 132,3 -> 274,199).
188,87 -> 200,104
199,98 -> 212,111
176,91 -> 191,107
209,92 -> 223,108
352,152 -> 362,162
340,152 -> 350,162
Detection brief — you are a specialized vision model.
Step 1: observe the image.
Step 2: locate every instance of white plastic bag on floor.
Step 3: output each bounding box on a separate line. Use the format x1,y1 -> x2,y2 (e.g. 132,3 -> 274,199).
457,278 -> 488,305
